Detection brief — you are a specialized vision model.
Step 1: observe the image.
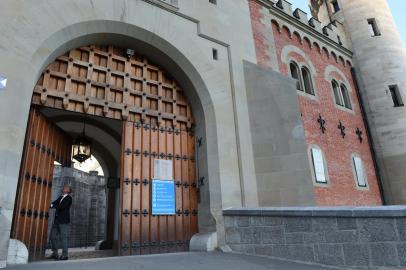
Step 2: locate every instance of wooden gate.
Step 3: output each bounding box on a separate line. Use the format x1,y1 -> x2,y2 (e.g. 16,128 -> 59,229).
11,108 -> 72,260
13,44 -> 198,257
120,120 -> 198,255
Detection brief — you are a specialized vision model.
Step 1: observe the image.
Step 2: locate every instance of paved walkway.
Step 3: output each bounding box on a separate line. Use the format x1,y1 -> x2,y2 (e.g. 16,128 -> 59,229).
7,252 -> 346,270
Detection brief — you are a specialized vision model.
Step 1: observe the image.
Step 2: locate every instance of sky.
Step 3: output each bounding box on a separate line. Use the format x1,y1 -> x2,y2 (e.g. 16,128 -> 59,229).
289,0 -> 406,47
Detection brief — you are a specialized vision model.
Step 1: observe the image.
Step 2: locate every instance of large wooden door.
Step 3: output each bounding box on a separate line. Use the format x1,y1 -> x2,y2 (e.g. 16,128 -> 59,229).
120,120 -> 198,255
11,108 -> 72,260
20,44 -> 198,257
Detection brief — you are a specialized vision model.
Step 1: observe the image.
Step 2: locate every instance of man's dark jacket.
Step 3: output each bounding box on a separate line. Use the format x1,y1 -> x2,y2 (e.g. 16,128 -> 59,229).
51,195 -> 72,224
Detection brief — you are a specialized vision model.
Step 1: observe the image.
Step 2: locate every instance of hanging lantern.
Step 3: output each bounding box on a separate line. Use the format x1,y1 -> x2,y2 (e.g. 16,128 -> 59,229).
72,118 -> 92,163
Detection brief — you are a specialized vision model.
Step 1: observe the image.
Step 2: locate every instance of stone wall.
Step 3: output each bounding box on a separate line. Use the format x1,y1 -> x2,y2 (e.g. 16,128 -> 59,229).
224,207 -> 406,268
49,166 -> 106,248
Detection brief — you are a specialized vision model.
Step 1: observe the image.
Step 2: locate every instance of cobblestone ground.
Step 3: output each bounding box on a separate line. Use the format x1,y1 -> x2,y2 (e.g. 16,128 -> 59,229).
7,252 -> 346,270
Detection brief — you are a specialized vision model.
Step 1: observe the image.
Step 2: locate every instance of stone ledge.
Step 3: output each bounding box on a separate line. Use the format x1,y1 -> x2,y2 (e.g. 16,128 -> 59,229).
223,206 -> 406,218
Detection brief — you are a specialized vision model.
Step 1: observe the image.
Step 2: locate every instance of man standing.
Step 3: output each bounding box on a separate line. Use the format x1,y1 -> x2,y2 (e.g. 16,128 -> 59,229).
48,185 -> 72,260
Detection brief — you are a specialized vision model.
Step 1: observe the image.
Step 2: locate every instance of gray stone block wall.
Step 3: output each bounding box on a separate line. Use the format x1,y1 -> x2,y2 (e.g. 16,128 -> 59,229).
48,166 -> 106,248
224,207 -> 406,269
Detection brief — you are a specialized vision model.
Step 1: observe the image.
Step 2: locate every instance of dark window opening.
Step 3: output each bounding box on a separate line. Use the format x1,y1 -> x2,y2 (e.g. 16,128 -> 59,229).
389,85 -> 404,107
302,67 -> 315,95
331,0 -> 340,13
212,48 -> 218,60
209,0 -> 217,4
290,62 -> 302,91
368,18 -> 381,37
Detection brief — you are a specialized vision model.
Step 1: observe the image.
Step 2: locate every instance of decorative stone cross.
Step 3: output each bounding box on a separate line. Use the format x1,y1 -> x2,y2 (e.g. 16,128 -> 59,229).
338,121 -> 346,138
317,114 -> 326,133
356,128 -> 363,143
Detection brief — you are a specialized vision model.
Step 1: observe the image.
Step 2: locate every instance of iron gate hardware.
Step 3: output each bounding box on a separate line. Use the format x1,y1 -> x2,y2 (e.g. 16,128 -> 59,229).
160,127 -> 165,133
182,155 -> 188,161
160,152 -> 166,159
124,178 -> 131,185
122,209 -> 130,217
184,209 -> 190,216
176,209 -> 182,216
134,122 -> 142,129
132,242 -> 140,249
121,242 -> 130,250
20,208 -> 26,217
175,154 -> 181,160
133,178 -> 140,185
27,209 -> 33,218
183,182 -> 189,188
151,152 -> 158,158
133,209 -> 140,217
175,181 -> 181,188
142,209 -> 149,217
134,149 -> 141,156
167,153 -> 173,160
125,148 -> 132,155
198,176 -> 205,187
142,179 -> 149,186
192,209 -> 198,216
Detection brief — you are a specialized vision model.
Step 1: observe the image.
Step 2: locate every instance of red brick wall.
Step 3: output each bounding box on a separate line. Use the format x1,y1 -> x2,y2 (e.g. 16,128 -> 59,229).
248,0 -> 382,206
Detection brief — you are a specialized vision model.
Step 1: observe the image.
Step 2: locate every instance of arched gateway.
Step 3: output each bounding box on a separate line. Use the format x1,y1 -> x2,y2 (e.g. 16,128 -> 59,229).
11,45 -> 199,260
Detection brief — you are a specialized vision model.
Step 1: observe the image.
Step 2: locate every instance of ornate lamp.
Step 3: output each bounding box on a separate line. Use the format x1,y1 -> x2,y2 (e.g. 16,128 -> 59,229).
72,118 -> 92,163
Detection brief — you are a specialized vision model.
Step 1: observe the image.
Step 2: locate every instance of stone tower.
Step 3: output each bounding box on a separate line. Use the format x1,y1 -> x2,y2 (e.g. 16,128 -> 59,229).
310,0 -> 406,204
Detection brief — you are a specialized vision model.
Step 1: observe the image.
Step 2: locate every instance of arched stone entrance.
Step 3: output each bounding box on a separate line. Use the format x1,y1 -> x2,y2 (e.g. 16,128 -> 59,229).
11,44 -> 203,259
0,5 -> 247,264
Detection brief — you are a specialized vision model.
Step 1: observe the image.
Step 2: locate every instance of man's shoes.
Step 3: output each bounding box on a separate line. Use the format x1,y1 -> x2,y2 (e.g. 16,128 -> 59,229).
59,256 -> 69,261
46,254 -> 59,260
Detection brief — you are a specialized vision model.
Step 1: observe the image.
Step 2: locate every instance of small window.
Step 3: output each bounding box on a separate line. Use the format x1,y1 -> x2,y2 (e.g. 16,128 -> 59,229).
331,0 -> 340,13
301,67 -> 314,95
290,62 -> 302,91
367,19 -> 381,37
311,148 -> 327,184
389,85 -> 404,107
340,84 -> 352,109
209,0 -> 217,4
212,48 -> 218,60
353,156 -> 367,187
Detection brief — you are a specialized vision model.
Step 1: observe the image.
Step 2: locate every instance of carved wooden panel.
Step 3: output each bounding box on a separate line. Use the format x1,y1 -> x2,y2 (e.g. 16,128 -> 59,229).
11,108 -> 72,260
33,45 -> 194,130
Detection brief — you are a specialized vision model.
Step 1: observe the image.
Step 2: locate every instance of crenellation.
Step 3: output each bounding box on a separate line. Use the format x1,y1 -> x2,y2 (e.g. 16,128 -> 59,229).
293,8 -> 308,25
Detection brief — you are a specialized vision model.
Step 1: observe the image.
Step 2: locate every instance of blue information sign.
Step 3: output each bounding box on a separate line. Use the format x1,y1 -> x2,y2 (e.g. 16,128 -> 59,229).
151,179 -> 176,215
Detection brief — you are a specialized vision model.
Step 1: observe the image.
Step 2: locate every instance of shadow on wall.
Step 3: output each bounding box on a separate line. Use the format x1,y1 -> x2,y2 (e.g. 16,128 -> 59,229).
48,166 -> 106,248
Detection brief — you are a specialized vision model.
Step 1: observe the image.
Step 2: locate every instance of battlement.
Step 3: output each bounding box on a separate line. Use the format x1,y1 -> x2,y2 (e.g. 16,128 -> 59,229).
267,0 -> 349,50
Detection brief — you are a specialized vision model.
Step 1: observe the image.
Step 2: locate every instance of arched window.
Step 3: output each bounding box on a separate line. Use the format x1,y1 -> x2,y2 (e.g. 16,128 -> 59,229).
332,80 -> 343,106
340,84 -> 352,109
310,147 -> 328,184
332,80 -> 352,110
290,62 -> 302,91
301,67 -> 314,95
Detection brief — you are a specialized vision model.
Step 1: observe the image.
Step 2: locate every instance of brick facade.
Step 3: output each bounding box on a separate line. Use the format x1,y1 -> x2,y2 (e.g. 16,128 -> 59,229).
248,0 -> 382,206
